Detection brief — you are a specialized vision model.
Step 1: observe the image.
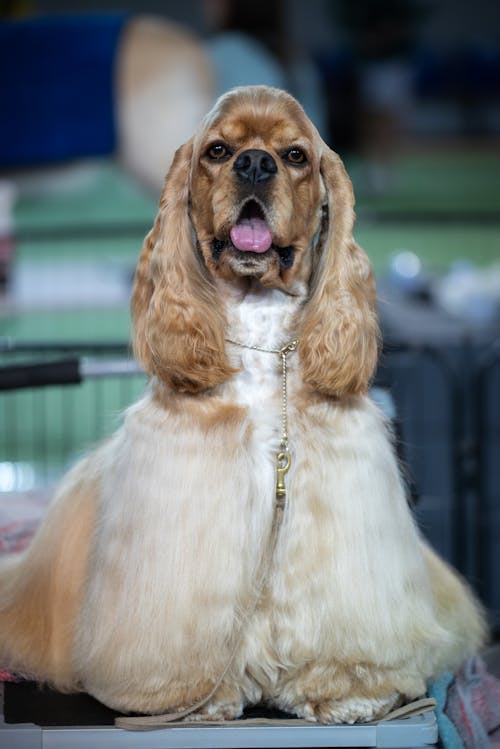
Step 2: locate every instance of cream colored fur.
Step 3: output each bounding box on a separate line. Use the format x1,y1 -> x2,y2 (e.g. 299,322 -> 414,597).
0,86 -> 486,725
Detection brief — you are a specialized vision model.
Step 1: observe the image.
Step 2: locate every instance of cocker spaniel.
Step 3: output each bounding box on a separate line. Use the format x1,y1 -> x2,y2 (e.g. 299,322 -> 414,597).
0,86 -> 486,725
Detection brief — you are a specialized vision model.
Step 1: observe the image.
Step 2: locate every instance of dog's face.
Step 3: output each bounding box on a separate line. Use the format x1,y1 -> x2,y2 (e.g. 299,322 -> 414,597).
190,88 -> 324,290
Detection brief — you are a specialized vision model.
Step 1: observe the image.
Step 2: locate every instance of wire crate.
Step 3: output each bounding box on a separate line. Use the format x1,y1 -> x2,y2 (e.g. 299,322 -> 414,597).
0,341 -> 145,492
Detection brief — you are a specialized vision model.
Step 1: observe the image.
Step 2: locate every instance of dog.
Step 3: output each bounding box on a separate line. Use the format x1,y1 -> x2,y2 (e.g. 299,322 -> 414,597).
0,85 -> 486,724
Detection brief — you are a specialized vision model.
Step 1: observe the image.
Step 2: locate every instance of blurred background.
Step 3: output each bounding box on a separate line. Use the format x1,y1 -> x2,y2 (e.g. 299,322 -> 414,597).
0,0 -> 499,633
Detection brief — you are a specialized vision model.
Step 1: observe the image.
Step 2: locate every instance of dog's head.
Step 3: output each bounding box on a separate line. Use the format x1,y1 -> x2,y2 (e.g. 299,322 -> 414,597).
189,86 -> 323,290
132,86 -> 379,395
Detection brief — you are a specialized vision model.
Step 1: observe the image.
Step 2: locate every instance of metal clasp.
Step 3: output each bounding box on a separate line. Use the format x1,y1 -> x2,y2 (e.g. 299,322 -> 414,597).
279,339 -> 299,356
276,450 -> 291,504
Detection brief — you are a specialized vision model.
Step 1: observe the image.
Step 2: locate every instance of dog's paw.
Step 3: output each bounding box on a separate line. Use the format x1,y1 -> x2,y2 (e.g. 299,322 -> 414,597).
184,700 -> 244,722
293,693 -> 400,725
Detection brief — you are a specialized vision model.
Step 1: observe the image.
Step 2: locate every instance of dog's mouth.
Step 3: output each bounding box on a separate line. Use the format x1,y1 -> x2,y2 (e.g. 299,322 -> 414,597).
229,200 -> 272,254
211,200 -> 295,270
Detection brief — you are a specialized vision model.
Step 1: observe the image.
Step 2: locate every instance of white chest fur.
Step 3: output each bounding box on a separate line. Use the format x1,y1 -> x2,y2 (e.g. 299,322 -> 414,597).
224,285 -> 305,451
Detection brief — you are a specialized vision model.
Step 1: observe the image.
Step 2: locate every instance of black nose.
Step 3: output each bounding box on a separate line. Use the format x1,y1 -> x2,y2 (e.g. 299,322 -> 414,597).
232,149 -> 277,184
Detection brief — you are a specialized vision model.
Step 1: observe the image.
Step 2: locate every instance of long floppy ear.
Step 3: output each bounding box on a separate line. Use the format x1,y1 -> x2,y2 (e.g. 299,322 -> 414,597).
131,139 -> 236,393
298,147 -> 379,397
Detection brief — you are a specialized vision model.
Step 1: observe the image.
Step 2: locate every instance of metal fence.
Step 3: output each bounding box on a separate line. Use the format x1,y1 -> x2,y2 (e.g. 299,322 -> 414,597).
376,340 -> 500,633
0,341 -> 145,490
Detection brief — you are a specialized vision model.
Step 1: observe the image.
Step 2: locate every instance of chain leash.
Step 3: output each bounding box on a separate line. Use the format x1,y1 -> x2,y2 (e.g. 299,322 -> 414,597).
225,337 -> 299,503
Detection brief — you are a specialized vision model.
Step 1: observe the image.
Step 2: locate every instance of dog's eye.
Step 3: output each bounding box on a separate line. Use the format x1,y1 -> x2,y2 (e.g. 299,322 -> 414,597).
206,143 -> 230,160
284,148 -> 307,165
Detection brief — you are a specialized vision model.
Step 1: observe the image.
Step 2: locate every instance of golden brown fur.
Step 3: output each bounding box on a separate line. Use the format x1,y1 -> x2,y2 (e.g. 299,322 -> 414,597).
0,86 -> 486,724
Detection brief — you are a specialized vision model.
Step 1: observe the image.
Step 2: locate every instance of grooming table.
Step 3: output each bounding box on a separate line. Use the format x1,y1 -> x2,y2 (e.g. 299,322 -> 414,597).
0,682 -> 438,748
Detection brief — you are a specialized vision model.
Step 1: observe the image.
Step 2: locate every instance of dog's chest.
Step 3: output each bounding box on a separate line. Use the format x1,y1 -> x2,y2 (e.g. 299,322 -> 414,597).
226,290 -> 302,447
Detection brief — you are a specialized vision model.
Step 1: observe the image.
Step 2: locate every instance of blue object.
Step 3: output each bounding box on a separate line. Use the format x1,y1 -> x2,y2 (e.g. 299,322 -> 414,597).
428,673 -> 464,749
0,14 -> 128,167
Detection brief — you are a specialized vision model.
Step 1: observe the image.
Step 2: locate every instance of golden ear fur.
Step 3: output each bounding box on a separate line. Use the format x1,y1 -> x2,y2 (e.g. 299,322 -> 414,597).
298,147 -> 379,397
131,140 -> 236,393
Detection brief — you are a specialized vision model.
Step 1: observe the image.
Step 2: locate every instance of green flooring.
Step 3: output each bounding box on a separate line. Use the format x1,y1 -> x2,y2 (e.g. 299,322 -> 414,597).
347,148 -> 500,273
6,160 -> 155,346
15,160 -> 156,232
355,223 -> 500,275
348,149 -> 500,215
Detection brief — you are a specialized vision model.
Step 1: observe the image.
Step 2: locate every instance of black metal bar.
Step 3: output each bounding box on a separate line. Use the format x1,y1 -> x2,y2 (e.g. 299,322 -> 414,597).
0,359 -> 81,391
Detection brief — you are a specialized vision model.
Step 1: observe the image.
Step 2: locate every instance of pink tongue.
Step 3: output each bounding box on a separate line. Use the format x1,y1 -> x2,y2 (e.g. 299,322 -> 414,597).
230,217 -> 272,253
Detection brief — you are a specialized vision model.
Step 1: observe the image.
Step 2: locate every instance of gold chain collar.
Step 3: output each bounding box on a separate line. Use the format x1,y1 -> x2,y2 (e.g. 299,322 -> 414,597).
225,337 -> 299,504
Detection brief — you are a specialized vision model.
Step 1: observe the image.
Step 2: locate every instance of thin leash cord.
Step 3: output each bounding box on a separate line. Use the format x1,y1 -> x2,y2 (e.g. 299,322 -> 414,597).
116,339 -> 299,731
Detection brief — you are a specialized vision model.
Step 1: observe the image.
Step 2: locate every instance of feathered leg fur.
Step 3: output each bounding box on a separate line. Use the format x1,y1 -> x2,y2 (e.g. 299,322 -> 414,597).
0,457 -> 97,690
